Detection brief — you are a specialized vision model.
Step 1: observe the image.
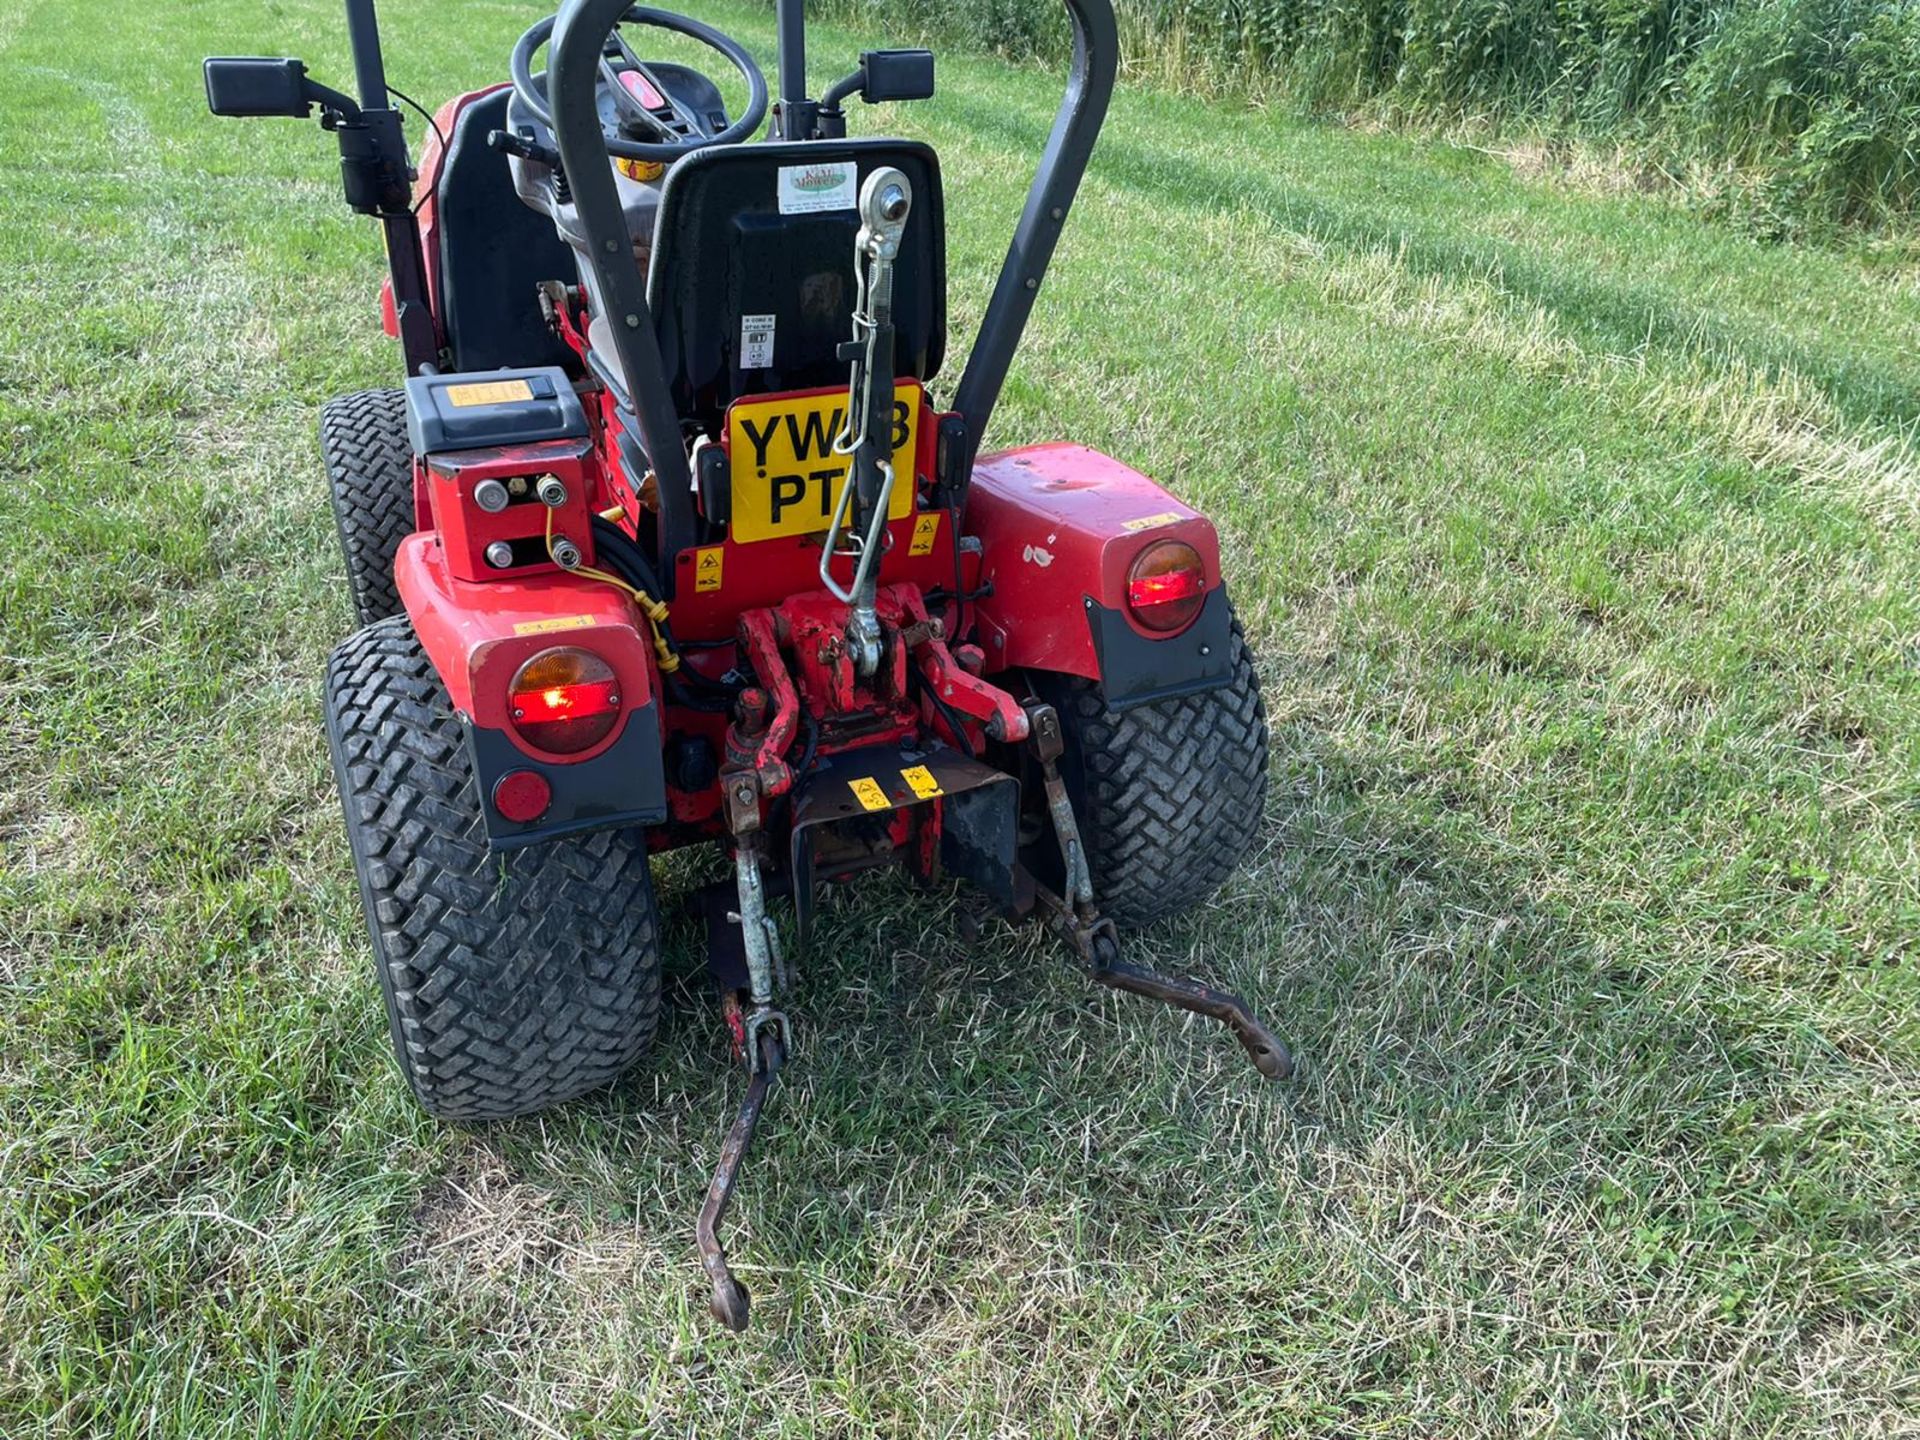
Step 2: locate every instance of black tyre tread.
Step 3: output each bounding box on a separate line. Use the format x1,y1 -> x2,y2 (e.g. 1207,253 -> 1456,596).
324,616 -> 662,1121
1053,617 -> 1269,930
321,389 -> 414,627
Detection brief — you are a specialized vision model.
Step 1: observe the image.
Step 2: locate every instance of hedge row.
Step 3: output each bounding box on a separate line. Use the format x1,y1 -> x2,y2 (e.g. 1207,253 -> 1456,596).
816,0 -> 1920,232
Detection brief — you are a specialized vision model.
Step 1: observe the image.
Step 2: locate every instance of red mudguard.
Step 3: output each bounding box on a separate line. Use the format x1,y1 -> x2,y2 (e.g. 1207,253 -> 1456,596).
964,443 -> 1226,687
391,532 -> 655,757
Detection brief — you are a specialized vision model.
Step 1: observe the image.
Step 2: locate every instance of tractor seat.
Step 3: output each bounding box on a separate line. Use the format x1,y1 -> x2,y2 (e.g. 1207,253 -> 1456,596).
590,138 -> 946,437
436,86 -> 579,373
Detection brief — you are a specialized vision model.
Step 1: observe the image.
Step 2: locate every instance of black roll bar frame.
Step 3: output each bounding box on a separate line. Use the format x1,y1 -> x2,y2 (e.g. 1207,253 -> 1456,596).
308,0 -> 1115,536
343,0 -> 441,375
545,0 -> 1118,544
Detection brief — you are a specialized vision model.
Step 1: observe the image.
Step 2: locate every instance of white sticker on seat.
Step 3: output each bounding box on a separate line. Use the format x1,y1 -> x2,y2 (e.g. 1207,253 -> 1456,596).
777,161 -> 857,214
740,313 -> 776,369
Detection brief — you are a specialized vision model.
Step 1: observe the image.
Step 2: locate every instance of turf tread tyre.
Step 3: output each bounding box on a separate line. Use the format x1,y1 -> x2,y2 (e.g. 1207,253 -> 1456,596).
324,616 -> 662,1121
321,389 -> 414,627
1051,616 -> 1269,930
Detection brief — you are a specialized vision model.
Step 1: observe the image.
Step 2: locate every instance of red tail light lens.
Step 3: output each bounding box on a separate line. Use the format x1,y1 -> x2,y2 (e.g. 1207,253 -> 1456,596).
508,647 -> 622,755
1126,540 -> 1207,632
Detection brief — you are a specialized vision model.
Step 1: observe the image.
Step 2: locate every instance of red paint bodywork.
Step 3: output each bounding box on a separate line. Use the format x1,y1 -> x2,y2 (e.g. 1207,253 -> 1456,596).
422,439 -> 598,583
392,532 -> 655,765
966,443 -> 1222,681
667,514 -> 973,642
371,95 -> 1230,846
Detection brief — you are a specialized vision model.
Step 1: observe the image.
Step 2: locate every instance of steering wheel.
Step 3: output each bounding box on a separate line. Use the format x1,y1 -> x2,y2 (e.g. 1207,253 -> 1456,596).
511,5 -> 769,164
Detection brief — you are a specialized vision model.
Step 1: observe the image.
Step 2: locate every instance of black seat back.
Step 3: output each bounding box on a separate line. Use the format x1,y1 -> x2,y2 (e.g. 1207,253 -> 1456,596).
646,139 -> 946,434
436,87 -> 579,373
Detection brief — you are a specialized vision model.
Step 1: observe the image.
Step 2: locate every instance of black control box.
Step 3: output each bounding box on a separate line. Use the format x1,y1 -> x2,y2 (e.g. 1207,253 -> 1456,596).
404,367 -> 588,454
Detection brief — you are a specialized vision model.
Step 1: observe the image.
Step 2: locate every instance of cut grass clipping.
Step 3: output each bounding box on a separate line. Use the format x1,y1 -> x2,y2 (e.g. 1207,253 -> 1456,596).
4,0 -> 1920,1435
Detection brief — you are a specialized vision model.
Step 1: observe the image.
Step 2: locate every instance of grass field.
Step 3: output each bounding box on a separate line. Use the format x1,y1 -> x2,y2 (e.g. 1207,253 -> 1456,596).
5,0 -> 1920,1434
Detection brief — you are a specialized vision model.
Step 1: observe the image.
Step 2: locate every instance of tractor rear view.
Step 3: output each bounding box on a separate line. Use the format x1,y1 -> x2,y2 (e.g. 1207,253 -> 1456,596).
206,0 -> 1288,1330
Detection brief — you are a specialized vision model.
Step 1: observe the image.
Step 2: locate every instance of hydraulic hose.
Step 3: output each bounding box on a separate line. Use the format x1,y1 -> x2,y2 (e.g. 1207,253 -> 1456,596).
588,517 -> 743,705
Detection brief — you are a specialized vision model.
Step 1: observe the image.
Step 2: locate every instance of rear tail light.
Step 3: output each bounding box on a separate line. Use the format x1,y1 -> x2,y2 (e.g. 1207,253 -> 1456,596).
508,647 -> 622,755
1125,540 -> 1207,632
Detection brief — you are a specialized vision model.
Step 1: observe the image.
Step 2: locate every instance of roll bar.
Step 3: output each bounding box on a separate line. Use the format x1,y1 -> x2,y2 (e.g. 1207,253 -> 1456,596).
345,0 -> 438,374
949,0 -> 1117,466
547,0 -> 1118,511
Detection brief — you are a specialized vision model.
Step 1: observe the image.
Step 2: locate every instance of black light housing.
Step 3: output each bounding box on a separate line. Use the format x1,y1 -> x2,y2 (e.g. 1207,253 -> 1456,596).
854,49 -> 935,105
204,57 -> 320,118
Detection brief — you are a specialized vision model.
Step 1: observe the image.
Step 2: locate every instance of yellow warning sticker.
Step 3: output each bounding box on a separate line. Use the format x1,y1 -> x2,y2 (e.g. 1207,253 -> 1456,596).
512,613 -> 596,636
445,379 -> 534,408
848,776 -> 890,812
901,764 -> 943,800
909,512 -> 942,556
1122,510 -> 1184,532
694,546 -> 725,593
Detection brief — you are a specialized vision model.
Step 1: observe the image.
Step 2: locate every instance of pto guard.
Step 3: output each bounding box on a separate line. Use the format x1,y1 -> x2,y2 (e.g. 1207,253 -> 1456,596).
392,532 -> 668,847
966,444 -> 1238,708
786,743 -> 1022,944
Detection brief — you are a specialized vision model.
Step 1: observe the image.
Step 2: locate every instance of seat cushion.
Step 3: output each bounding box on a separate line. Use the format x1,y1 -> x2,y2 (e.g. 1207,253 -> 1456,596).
436,88 -> 580,374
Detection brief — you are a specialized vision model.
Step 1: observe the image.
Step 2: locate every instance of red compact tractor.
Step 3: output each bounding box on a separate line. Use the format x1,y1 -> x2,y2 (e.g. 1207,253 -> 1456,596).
207,0 -> 1288,1329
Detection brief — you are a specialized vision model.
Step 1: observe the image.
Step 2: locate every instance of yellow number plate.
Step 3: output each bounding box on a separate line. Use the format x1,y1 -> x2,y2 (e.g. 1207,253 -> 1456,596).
727,388 -> 918,543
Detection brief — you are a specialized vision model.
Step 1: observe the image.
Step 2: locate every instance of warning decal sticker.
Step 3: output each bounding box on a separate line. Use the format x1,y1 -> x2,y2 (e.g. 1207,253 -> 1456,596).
446,379 -> 533,408
512,614 -> 596,636
694,546 -> 725,593
901,765 -> 943,800
739,313 -> 776,369
848,776 -> 890,811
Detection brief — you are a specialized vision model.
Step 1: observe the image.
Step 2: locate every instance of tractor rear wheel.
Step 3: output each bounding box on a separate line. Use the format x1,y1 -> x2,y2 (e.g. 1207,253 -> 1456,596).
323,616 -> 663,1121
1044,613 -> 1269,930
320,388 -> 414,627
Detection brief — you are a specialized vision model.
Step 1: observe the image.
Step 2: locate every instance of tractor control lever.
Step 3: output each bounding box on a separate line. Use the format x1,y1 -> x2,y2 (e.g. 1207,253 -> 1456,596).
487,126 -> 562,170
488,128 -> 570,203
821,167 -> 912,676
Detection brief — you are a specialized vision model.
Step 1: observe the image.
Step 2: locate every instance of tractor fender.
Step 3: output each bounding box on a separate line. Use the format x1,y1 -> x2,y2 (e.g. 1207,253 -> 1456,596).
392,532 -> 668,846
965,444 -> 1236,708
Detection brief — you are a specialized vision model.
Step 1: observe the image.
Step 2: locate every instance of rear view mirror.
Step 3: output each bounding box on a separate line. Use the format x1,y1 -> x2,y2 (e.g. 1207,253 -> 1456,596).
857,49 -> 934,105
204,57 -> 313,117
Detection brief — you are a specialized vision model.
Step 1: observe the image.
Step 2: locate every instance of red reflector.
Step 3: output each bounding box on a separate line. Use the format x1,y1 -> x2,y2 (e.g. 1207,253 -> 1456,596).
491,769 -> 552,824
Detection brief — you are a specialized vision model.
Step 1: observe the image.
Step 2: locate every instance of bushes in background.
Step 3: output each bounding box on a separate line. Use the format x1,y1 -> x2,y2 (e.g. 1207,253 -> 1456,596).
1682,0 -> 1920,227
815,0 -> 1920,231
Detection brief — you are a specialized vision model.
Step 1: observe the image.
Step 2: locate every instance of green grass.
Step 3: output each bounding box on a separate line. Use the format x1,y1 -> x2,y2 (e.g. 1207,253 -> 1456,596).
5,0 -> 1920,1433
